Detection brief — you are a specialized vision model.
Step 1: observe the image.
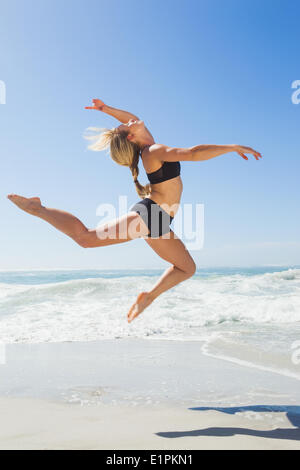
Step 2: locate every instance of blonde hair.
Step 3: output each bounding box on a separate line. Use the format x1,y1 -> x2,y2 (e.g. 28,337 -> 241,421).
85,127 -> 150,199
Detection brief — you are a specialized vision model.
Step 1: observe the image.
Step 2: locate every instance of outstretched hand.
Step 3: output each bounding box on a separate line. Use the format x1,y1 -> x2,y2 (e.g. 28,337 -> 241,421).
85,99 -> 106,111
235,145 -> 262,161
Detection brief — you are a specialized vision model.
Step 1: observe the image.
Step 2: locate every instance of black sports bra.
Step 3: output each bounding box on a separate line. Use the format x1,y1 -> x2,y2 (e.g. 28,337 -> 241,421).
146,161 -> 181,184
142,145 -> 181,184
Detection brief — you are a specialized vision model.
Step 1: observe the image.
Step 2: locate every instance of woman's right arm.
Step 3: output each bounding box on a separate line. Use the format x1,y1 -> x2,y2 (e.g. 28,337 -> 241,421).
85,99 -> 140,123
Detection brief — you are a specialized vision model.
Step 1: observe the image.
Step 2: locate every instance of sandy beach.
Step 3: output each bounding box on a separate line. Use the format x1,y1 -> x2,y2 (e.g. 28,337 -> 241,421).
0,339 -> 299,450
1,396 -> 299,450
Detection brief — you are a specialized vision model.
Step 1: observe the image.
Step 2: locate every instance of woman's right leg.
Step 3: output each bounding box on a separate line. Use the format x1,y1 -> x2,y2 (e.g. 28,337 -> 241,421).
7,194 -> 150,247
127,230 -> 196,322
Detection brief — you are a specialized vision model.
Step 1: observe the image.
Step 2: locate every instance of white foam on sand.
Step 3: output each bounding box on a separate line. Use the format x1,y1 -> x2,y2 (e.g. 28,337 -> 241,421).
201,337 -> 300,381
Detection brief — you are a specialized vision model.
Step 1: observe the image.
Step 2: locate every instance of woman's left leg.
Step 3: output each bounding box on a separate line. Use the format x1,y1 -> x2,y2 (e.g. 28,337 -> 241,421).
7,194 -> 149,247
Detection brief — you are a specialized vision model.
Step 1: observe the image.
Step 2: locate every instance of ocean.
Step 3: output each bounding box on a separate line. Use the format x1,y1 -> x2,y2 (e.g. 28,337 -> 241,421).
0,266 -> 300,380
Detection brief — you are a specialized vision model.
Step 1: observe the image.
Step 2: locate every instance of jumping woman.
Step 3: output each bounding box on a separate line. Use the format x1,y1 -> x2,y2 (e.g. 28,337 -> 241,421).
7,99 -> 262,322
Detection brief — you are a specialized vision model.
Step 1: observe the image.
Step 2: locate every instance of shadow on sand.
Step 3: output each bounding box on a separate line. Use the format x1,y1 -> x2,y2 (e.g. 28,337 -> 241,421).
156,406 -> 300,441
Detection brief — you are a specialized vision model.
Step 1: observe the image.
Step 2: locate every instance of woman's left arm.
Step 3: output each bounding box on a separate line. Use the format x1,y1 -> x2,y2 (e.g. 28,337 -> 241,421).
147,144 -> 262,162
190,144 -> 262,161
85,99 -> 139,123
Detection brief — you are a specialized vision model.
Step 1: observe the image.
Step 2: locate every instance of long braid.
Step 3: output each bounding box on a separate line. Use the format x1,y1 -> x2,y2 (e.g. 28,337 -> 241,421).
85,127 -> 150,198
130,148 -> 150,198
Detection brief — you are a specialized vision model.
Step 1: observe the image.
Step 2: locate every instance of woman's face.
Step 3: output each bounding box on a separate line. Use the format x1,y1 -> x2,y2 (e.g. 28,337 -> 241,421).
117,119 -> 145,138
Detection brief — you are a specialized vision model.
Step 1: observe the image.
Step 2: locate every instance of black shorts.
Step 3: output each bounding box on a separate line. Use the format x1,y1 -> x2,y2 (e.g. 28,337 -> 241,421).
130,198 -> 174,238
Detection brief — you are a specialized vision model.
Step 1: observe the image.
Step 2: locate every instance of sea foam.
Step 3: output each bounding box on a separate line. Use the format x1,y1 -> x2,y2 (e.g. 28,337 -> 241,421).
0,268 -> 299,344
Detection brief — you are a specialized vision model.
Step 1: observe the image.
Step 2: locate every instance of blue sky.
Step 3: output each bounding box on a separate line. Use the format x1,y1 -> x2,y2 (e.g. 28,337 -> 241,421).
0,0 -> 299,269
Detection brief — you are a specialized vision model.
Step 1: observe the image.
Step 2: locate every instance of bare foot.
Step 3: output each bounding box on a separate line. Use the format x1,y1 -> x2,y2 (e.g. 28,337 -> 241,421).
127,292 -> 154,323
7,194 -> 42,216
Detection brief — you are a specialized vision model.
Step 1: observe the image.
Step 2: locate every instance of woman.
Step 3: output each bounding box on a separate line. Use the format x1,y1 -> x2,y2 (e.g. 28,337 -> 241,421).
7,99 -> 262,322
